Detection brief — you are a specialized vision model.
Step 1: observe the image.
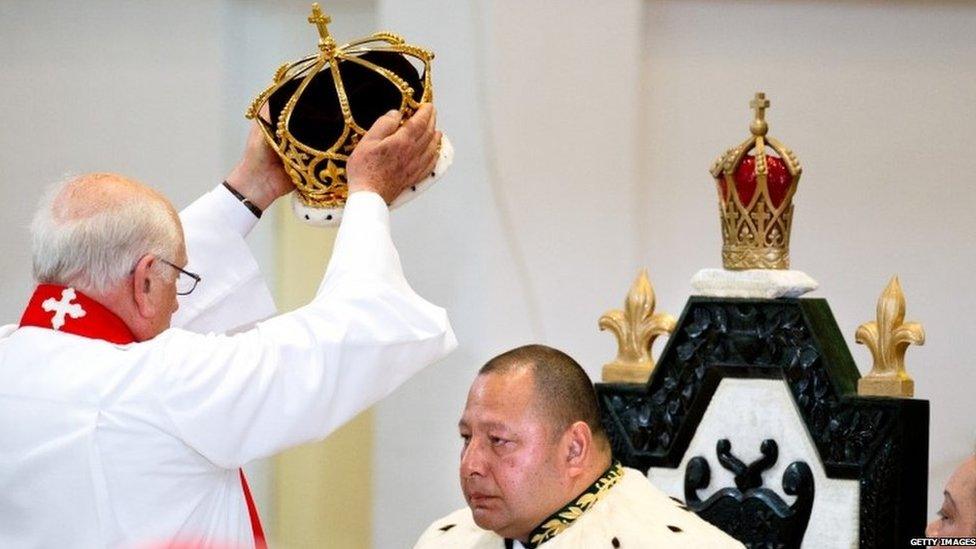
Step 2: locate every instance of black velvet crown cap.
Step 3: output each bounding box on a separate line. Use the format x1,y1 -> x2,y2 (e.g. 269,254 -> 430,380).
267,51 -> 424,153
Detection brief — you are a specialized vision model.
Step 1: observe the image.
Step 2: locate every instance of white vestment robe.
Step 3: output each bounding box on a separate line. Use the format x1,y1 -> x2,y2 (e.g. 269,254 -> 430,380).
0,187 -> 456,548
414,467 -> 744,549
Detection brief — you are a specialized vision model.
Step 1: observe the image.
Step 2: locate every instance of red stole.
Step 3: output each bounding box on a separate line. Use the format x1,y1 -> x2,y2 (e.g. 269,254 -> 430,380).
20,284 -> 266,548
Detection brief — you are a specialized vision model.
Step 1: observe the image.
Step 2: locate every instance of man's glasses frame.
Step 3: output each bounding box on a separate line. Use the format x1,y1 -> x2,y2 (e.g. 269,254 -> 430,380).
158,258 -> 202,296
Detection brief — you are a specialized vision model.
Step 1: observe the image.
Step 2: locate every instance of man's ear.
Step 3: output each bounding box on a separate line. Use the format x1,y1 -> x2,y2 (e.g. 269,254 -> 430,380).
131,254 -> 157,319
564,421 -> 593,476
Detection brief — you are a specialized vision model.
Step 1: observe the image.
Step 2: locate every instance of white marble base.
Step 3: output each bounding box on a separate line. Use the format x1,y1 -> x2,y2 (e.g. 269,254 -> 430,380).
648,378 -> 859,548
291,134 -> 455,227
691,268 -> 818,299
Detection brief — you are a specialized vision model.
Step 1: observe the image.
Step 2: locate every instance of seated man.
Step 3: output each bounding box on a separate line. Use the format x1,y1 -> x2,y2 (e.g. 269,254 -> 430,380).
415,344 -> 742,548
927,453 -> 976,538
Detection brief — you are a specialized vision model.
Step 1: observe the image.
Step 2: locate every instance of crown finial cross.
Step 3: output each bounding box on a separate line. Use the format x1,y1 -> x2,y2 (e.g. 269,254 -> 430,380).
308,3 -> 333,46
750,92 -> 770,136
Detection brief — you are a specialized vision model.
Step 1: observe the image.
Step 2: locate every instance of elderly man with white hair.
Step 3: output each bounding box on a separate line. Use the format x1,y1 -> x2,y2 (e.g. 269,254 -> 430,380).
0,104 -> 456,547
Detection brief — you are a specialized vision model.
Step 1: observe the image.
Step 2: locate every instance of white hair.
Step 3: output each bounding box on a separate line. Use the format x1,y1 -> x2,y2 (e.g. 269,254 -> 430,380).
31,177 -> 181,294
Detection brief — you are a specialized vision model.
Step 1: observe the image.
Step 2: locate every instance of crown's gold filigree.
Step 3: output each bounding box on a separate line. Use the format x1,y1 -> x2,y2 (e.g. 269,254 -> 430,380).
710,93 -> 802,270
856,276 -> 925,398
599,269 -> 676,383
245,3 -> 435,209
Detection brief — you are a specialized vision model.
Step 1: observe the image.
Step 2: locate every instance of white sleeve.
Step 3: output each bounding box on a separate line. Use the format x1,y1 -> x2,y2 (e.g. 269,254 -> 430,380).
155,191 -> 457,468
170,184 -> 276,333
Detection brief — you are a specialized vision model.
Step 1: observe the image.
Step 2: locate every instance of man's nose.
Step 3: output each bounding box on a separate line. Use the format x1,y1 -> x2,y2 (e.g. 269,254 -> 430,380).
925,518 -> 938,537
460,438 -> 486,477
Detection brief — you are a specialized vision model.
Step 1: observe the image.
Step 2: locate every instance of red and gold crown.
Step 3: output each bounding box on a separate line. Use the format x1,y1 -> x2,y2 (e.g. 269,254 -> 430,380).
709,93 -> 802,270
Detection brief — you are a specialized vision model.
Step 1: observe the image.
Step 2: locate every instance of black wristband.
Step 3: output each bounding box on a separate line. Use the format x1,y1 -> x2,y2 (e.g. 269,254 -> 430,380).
222,181 -> 263,219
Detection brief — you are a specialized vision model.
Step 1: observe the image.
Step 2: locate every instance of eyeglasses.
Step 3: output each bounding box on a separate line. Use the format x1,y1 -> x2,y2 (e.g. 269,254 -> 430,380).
158,258 -> 202,296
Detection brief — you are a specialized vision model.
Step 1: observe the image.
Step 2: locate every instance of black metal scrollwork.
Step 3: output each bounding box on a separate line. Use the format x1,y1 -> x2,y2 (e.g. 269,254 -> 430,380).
684,439 -> 814,549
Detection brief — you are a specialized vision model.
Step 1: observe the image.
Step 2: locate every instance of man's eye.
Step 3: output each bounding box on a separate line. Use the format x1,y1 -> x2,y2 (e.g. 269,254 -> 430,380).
489,436 -> 508,446
460,434 -> 471,446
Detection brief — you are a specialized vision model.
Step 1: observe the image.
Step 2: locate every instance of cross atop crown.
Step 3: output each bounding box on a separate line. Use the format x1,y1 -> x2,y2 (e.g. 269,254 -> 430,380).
308,3 -> 335,51
750,92 -> 770,137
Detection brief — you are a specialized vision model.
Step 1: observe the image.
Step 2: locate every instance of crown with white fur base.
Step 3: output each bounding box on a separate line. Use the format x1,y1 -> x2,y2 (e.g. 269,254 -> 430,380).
291,136 -> 453,226
246,3 -> 453,227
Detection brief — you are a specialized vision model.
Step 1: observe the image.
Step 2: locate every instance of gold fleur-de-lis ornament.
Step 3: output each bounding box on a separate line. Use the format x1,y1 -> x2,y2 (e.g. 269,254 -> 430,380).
599,269 -> 676,383
856,276 -> 925,397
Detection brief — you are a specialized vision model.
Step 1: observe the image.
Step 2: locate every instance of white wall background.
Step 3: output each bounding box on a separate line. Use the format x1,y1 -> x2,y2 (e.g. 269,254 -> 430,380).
3,1 -> 975,547
634,0 -> 976,529
0,1 -> 235,311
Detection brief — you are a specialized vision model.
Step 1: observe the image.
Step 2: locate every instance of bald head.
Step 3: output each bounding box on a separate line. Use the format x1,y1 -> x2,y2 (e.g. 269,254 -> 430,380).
32,173 -> 183,295
49,173 -> 175,223
479,344 -> 608,448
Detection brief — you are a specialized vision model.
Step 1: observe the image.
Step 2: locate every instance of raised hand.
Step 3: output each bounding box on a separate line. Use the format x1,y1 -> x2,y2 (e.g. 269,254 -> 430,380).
347,103 -> 441,204
224,104 -> 295,211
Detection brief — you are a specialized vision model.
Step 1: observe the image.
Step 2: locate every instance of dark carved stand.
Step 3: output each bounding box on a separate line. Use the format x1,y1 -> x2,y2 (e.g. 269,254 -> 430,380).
596,297 -> 929,548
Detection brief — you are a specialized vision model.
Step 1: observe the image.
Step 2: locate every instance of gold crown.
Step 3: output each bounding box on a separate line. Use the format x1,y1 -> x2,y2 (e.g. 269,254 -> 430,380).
709,93 -> 802,270
245,3 -> 435,209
